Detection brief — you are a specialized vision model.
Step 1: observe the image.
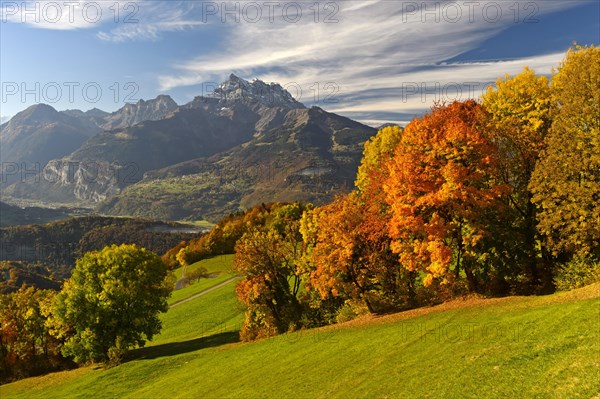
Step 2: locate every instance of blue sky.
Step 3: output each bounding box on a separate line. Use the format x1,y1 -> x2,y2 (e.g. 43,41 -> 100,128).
1,0 -> 598,126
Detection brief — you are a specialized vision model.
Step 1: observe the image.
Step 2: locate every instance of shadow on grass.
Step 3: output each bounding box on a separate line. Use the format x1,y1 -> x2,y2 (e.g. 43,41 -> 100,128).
125,331 -> 239,362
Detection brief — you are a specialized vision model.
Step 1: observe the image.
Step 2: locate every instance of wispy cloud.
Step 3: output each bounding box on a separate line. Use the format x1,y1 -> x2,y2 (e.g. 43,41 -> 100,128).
95,2 -> 206,42
0,0 -> 131,30
0,1 -> 209,40
155,0 -> 582,125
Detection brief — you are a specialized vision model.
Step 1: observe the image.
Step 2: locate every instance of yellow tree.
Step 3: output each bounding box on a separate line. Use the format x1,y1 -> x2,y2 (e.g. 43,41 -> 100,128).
482,67 -> 553,286
0,287 -> 60,380
355,125 -> 403,195
530,45 -> 600,258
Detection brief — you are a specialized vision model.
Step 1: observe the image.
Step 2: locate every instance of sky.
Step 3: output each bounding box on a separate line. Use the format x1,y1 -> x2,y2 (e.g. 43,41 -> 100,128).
0,0 -> 598,126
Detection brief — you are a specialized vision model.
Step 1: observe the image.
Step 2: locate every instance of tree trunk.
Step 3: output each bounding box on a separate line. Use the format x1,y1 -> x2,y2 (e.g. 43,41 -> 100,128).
525,196 -> 540,286
464,264 -> 479,293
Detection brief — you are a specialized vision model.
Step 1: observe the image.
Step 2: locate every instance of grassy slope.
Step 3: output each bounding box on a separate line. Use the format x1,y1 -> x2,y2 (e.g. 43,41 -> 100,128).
2,285 -> 598,399
155,283 -> 243,345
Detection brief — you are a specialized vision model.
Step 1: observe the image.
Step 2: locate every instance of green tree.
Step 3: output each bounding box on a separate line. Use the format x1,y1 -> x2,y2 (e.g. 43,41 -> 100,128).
50,244 -> 171,364
530,45 -> 600,258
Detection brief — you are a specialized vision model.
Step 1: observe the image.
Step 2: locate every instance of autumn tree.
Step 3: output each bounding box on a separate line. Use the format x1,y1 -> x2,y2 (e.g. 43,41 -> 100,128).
355,125 -> 403,195
296,206 -> 346,325
309,191 -> 415,314
0,286 -> 64,382
49,244 -> 171,364
530,45 -> 600,258
162,240 -> 188,269
233,203 -> 311,341
175,204 -> 275,267
482,67 -> 553,288
385,100 -> 508,292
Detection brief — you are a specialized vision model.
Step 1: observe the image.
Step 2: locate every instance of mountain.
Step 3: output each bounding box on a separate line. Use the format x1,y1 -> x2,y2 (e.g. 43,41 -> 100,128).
0,104 -> 101,185
0,96 -> 178,181
100,95 -> 178,130
60,108 -> 110,131
99,105 -> 375,221
5,75 -> 377,220
205,74 -> 304,108
59,96 -> 178,132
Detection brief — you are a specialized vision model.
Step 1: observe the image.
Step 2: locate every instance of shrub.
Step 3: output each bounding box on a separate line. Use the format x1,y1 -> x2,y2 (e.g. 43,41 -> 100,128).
335,303 -> 358,324
554,255 -> 600,291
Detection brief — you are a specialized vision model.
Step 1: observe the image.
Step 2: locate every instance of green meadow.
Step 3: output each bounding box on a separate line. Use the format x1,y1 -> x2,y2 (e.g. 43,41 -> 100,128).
2,265 -> 598,399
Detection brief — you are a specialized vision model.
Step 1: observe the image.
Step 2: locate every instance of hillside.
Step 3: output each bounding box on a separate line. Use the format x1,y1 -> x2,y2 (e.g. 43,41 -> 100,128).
0,201 -> 74,227
2,276 -> 598,398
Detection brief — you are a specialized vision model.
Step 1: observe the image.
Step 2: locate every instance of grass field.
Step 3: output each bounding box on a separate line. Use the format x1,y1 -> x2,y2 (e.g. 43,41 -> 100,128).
2,283 -> 598,399
168,255 -> 237,305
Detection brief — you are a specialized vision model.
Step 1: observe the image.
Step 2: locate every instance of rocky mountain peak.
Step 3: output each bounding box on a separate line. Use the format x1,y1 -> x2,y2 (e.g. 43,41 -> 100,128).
102,95 -> 178,130
207,74 -> 305,109
85,108 -> 110,118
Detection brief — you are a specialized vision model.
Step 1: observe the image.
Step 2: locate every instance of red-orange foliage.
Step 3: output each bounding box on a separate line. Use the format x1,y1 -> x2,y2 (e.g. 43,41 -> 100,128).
385,100 -> 508,291
310,191 -> 414,313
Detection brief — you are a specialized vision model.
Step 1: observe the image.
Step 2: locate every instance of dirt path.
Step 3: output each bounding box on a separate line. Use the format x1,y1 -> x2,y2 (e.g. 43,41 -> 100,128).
169,277 -> 240,308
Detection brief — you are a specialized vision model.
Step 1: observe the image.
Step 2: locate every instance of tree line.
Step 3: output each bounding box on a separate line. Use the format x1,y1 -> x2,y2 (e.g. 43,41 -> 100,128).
229,45 -> 599,340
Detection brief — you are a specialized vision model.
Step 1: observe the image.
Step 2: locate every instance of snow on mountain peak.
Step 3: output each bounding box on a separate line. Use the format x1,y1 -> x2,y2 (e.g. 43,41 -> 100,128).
207,74 -> 304,109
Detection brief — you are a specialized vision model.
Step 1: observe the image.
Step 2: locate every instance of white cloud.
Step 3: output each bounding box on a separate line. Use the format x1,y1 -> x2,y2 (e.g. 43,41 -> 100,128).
155,0 -> 581,124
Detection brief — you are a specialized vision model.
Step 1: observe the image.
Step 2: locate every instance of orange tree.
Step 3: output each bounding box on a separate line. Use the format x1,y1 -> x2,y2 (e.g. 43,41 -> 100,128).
306,125 -> 416,314
309,191 -> 416,314
385,100 -> 508,292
